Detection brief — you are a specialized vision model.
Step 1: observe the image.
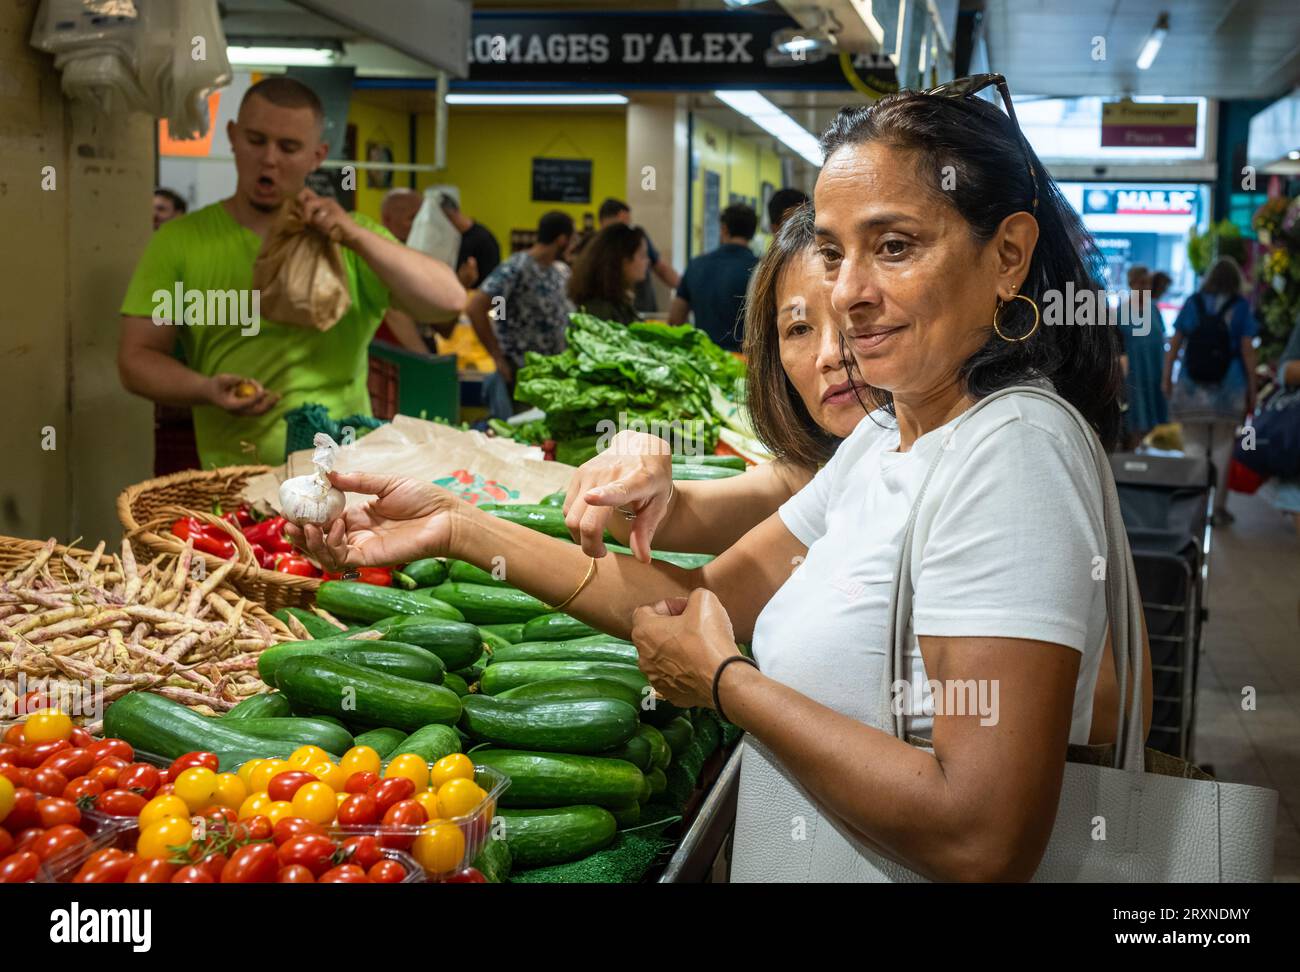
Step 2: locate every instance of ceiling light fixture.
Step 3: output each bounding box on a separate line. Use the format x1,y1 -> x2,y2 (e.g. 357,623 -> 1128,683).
226,46 -> 339,67
713,90 -> 823,167
1136,13 -> 1169,71
444,93 -> 628,106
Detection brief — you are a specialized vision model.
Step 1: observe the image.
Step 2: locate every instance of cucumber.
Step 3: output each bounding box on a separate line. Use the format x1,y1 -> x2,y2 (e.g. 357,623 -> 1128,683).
316,581 -> 465,624
478,628 -> 513,657
605,544 -> 715,570
224,691 -> 292,720
671,464 -> 742,480
441,672 -> 471,697
487,638 -> 638,666
274,607 -> 346,640
671,453 -> 747,470
479,504 -> 575,540
403,558 -> 449,588
460,696 -> 637,754
257,639 -> 446,686
472,836 -> 512,883
658,715 -> 695,758
360,617 -> 483,671
104,691 -> 295,762
353,727 -> 408,759
646,767 -> 667,795
497,676 -> 643,711
274,655 -> 462,731
481,623 -> 525,643
479,660 -> 648,697
218,717 -> 354,756
447,560 -> 510,588
601,733 -> 653,772
610,801 -> 641,829
430,582 -> 551,625
637,774 -> 651,804
520,613 -> 601,642
388,724 -> 462,764
499,806 -> 617,868
640,696 -> 688,729
474,750 -> 645,809
636,724 -> 670,772
539,491 -> 567,508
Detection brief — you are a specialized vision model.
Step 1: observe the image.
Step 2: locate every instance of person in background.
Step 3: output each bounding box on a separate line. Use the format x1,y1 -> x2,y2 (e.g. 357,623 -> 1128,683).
669,203 -> 759,351
466,210 -> 574,416
153,188 -> 187,230
371,187 -> 452,355
767,187 -> 809,236
118,77 -> 465,468
439,193 -> 500,289
379,187 -> 423,243
599,198 -> 679,312
1163,256 -> 1259,525
568,223 -> 649,325
1117,264 -> 1168,449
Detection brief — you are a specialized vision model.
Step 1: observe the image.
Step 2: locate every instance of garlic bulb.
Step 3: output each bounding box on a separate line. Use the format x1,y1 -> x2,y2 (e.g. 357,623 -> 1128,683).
279,433 -> 347,526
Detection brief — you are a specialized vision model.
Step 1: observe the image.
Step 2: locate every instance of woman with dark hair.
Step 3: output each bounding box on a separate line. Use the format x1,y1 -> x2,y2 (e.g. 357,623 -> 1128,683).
1162,256 -> 1260,525
291,79 -> 1153,883
1118,265 -> 1169,448
567,223 -> 649,324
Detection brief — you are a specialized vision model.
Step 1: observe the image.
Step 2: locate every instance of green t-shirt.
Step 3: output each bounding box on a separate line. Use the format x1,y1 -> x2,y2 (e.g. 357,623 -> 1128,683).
120,202 -> 392,467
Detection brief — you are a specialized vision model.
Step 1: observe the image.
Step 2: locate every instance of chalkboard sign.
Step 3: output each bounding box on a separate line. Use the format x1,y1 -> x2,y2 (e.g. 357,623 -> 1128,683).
532,158 -> 592,203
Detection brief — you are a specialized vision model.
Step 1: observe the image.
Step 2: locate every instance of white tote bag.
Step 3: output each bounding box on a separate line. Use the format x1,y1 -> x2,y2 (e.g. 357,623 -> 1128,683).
842,385 -> 1276,882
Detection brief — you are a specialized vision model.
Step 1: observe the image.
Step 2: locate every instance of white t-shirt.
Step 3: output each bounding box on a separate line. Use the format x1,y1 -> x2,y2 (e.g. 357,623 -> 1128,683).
732,388 -> 1109,881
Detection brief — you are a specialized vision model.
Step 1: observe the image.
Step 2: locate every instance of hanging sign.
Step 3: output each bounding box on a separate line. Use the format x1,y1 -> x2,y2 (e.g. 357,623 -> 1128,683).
1101,101 -> 1198,148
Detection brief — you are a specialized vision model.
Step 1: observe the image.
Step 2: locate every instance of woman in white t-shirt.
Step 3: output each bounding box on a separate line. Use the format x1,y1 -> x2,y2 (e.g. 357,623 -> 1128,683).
292,79 -> 1153,882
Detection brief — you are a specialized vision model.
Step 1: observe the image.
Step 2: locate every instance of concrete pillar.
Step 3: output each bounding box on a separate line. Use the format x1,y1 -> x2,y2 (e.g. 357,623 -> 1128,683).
625,94 -> 688,315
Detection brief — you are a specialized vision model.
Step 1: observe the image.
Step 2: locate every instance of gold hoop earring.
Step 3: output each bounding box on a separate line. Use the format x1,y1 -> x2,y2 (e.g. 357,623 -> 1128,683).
992,292 -> 1040,342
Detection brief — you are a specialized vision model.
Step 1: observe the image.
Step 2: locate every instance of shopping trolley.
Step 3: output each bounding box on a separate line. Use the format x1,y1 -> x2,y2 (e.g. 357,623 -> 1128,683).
1109,451 -> 1214,762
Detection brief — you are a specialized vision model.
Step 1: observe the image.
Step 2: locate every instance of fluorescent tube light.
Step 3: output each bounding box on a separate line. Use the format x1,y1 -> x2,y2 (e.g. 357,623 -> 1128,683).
1136,13 -> 1169,70
226,46 -> 339,67
713,89 -> 823,166
445,93 -> 628,106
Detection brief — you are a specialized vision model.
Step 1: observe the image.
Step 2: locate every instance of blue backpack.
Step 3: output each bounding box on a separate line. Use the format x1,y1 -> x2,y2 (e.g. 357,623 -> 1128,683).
1183,293 -> 1239,384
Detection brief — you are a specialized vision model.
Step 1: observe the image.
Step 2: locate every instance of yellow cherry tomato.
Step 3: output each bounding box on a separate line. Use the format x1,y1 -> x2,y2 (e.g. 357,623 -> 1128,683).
307,759 -> 349,792
429,753 -> 474,789
385,754 -> 430,792
338,745 -> 381,778
237,759 -> 266,790
265,800 -> 296,825
0,776 -> 14,825
288,745 -> 329,769
22,709 -> 73,744
437,778 -> 486,820
137,816 -> 194,860
248,758 -> 289,792
411,821 -> 466,875
291,781 -> 337,825
138,794 -> 190,830
173,767 -> 218,812
210,772 -> 248,810
237,791 -> 272,821
413,790 -> 441,820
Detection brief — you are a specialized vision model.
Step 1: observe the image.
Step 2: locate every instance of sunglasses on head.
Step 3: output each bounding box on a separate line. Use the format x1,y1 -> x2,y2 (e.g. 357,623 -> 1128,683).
923,73 -> 1039,212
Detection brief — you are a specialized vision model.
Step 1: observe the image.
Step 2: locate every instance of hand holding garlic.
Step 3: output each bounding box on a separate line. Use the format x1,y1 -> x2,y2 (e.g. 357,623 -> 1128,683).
278,433 -> 347,526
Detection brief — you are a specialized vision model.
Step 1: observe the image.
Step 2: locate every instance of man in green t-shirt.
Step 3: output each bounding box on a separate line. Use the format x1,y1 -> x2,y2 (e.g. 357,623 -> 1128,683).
118,77 -> 465,468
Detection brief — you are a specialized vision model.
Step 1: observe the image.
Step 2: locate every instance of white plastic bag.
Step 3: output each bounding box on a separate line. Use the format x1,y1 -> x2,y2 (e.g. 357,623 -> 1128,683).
406,186 -> 463,271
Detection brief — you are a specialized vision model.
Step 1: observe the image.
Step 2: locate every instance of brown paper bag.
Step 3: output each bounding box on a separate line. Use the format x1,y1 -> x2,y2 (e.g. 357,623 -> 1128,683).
252,207 -> 352,331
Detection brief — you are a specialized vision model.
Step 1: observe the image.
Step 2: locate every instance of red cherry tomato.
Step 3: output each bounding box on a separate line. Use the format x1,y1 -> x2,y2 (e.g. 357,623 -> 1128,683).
198,851 -> 228,881
368,776 -> 415,814
31,768 -> 68,798
69,728 -> 94,749
116,763 -> 161,798
344,770 -> 380,794
0,851 -> 41,883
155,783 -> 176,797
380,799 -> 427,850
0,766 -> 34,790
39,748 -> 94,780
0,744 -> 20,764
339,834 -> 383,870
198,805 -> 238,828
244,815 -> 274,842
95,789 -> 148,818
36,797 -> 81,829
271,816 -> 324,846
165,751 -> 218,783
318,864 -> 370,883
62,777 -> 105,802
276,834 -> 337,877
0,827 -> 12,858
444,866 -> 488,883
171,864 -> 214,883
221,842 -> 279,883
32,823 -> 88,861
125,858 -> 175,883
336,793 -> 380,827
85,739 -> 133,763
277,864 -> 315,883
14,827 -> 45,853
3,724 -> 27,747
17,739 -> 69,768
368,859 -> 406,883
266,770 -> 316,803
4,789 -> 39,831
73,849 -> 137,884
86,762 -> 125,789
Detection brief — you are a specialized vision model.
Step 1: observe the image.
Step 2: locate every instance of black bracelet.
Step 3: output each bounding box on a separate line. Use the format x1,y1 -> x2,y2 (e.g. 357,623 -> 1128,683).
712,654 -> 759,724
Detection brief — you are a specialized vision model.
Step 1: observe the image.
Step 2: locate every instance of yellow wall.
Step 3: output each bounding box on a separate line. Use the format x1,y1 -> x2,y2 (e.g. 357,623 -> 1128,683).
347,100 -> 412,224
414,108 -> 627,255
689,115 -> 783,259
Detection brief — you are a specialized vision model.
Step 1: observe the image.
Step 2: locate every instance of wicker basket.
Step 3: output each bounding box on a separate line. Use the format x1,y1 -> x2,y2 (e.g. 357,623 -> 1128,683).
116,466 -> 322,612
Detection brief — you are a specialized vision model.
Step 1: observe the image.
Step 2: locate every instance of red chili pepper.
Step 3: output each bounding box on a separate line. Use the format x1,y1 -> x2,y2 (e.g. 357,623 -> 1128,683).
241,516 -> 282,544
324,567 -> 392,587
171,518 -> 235,559
273,554 -> 320,577
250,544 -> 275,570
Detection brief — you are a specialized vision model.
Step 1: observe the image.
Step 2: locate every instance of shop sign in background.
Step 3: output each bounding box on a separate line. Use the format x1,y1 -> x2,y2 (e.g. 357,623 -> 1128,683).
1100,100 -> 1199,148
